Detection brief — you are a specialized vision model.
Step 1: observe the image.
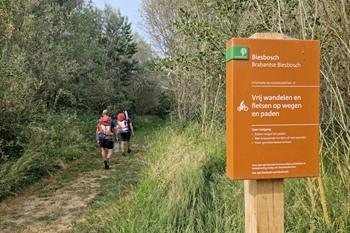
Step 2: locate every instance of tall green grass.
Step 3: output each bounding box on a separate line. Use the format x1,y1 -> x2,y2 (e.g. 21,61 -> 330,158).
0,110 -> 96,200
75,122 -> 349,233
74,124 -> 244,233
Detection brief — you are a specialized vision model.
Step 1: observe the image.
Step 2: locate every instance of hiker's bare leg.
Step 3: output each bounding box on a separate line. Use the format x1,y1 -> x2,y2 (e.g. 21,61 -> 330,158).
100,148 -> 106,159
117,133 -> 122,154
101,148 -> 110,169
127,140 -> 131,152
105,149 -> 109,160
107,149 -> 113,160
121,141 -> 126,155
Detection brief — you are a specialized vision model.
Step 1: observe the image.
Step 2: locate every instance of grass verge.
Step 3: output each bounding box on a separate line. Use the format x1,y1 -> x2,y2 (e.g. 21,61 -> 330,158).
74,122 -> 349,233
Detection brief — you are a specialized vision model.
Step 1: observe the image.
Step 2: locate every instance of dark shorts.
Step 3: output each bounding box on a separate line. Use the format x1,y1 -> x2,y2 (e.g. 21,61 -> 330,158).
126,132 -> 131,141
99,139 -> 113,149
119,132 -> 130,142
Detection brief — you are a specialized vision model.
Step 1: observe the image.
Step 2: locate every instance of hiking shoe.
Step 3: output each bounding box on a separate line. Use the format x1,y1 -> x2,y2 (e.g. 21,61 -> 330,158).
127,149 -> 131,153
104,160 -> 109,169
122,152 -> 126,156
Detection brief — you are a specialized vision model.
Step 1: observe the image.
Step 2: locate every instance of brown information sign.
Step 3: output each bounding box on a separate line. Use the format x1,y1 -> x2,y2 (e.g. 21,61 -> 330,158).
226,38 -> 320,180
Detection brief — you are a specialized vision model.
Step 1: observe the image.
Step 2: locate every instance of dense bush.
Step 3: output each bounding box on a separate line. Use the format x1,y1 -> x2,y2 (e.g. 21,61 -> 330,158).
0,1 -> 162,200
0,1 -> 154,165
0,111 -> 95,200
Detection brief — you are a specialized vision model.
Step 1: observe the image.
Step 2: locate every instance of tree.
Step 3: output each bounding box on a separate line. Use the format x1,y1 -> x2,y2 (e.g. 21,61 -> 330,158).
0,1 -> 140,160
142,0 -> 350,138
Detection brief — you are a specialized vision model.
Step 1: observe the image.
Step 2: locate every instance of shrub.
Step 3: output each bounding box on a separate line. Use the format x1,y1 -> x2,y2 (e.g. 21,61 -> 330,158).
0,111 -> 94,200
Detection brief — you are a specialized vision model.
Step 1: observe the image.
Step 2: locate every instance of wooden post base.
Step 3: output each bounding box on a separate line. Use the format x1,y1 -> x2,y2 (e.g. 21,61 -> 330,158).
244,179 -> 284,233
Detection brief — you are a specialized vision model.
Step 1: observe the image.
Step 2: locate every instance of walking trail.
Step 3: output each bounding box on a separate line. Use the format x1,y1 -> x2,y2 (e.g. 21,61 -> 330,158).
0,142 -> 146,233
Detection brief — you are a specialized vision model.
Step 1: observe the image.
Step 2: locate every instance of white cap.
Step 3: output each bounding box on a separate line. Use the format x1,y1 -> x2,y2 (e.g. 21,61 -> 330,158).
102,109 -> 108,115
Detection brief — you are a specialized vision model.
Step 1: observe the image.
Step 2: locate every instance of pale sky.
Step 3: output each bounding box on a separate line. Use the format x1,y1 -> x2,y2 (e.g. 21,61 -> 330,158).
91,0 -> 150,42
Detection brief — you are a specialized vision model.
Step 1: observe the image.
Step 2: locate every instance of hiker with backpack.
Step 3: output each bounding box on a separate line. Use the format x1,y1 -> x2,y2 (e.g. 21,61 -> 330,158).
96,110 -> 115,169
115,111 -> 134,156
123,110 -> 134,153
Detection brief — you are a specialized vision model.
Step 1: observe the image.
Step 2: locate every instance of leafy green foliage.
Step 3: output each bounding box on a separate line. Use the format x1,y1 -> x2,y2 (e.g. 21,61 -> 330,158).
0,1 -> 158,182
1,0 -> 139,112
0,111 -> 95,201
143,0 -> 349,138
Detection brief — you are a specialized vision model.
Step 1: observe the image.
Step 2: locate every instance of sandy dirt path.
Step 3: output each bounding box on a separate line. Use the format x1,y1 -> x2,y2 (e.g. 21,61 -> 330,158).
0,144 -> 145,233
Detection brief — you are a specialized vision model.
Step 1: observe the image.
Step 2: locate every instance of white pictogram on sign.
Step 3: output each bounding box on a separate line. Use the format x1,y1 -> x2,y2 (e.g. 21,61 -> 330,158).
240,48 -> 248,57
237,100 -> 249,112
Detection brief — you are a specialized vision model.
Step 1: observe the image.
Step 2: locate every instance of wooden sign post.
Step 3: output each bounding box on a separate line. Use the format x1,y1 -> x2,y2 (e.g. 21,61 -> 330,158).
226,33 -> 320,233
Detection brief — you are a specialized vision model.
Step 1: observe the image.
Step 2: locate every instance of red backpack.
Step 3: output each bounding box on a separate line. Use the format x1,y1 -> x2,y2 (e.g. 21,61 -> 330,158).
116,113 -> 129,133
97,116 -> 113,139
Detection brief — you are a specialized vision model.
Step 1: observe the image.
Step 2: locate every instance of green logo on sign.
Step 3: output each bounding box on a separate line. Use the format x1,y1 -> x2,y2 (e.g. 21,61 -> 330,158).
234,46 -> 249,60
226,46 -> 249,61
